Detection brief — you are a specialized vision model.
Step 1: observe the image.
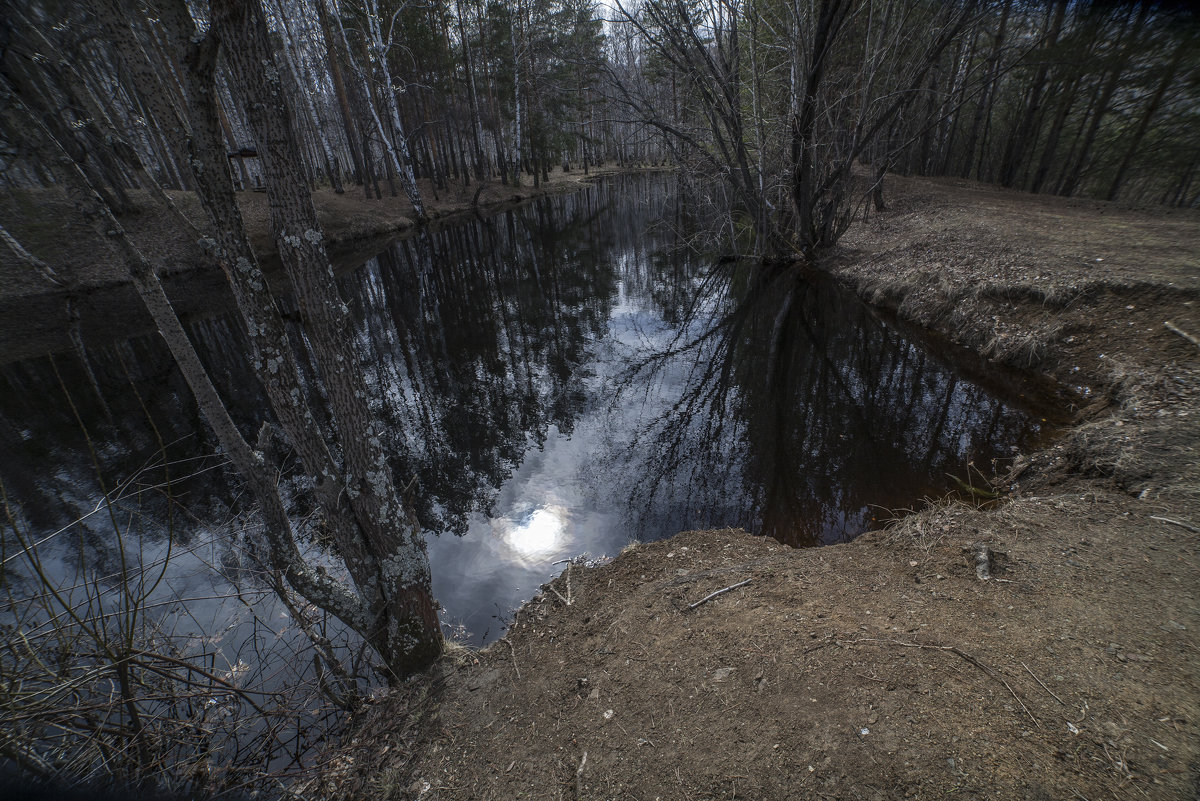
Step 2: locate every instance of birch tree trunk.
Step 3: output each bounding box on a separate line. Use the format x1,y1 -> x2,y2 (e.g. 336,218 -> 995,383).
327,0 -> 427,219
511,0 -> 524,187
456,0 -> 488,178
314,0 -> 367,185
211,0 -> 442,678
269,0 -> 345,193
363,0 -> 428,220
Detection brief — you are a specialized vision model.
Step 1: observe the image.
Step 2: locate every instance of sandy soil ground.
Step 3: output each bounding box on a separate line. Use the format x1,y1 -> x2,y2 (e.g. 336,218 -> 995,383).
302,175 -> 1200,801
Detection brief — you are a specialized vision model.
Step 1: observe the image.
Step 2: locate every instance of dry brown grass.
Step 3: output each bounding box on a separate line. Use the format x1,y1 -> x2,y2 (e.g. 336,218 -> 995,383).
1062,360 -> 1200,499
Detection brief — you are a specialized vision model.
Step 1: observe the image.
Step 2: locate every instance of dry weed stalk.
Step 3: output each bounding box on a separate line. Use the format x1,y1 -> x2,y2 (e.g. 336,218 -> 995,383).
0,471 -> 355,797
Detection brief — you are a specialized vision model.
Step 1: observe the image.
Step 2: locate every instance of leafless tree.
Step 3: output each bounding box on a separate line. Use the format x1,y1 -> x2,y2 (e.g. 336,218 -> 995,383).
612,0 -> 977,258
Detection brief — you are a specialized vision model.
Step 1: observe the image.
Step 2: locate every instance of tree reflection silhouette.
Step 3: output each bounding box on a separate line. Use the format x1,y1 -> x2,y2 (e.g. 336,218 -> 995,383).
338,192 -> 620,534
0,173 -> 1049,576
610,260 -> 1045,547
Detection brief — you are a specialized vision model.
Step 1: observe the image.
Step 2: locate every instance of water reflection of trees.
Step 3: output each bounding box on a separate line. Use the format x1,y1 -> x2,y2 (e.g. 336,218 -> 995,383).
614,262 -> 1042,547
0,341 -> 226,558
0,177 -> 670,547
338,192 -> 624,533
1,172 -> 1043,563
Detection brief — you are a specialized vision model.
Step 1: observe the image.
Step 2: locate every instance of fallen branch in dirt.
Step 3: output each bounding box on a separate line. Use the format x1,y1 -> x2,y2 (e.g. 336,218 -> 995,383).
656,559 -> 773,591
1149,515 -> 1199,534
685,578 -> 753,611
574,750 -> 588,800
1021,661 -> 1065,706
838,637 -> 1040,728
504,638 -> 521,680
549,561 -> 574,606
1164,321 -> 1200,350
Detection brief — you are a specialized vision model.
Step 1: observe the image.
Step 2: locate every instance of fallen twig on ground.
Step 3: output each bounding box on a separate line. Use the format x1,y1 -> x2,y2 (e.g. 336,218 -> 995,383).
685,578 -> 753,611
549,562 -> 574,606
1021,661 -> 1065,706
1149,515 -> 1199,533
1164,321 -> 1200,350
575,750 -> 588,800
504,638 -> 520,680
839,637 -> 1040,727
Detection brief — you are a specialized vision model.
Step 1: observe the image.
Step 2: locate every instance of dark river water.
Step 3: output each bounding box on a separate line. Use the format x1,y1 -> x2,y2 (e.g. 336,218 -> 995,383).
0,174 -> 1058,645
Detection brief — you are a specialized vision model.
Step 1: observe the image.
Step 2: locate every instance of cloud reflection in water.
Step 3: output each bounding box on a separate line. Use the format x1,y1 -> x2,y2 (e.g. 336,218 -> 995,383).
496,506 -> 568,561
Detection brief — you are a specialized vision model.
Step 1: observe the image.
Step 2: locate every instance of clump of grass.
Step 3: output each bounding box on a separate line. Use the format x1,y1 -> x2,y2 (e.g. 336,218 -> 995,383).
881,497 -> 977,553
975,282 -> 1080,310
982,329 -> 1048,368
898,289 -> 955,326
866,280 -> 908,307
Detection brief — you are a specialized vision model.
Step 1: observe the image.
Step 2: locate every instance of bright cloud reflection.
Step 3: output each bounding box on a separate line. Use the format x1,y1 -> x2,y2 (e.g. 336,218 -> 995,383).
504,507 -> 566,559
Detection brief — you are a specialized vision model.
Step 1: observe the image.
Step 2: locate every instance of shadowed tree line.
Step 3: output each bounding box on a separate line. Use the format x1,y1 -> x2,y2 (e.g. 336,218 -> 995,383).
0,0 -> 636,210
614,0 -> 1200,257
1,0 -> 1193,227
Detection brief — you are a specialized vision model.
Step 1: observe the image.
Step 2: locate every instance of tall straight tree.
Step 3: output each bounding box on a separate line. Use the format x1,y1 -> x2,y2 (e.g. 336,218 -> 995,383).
207,0 -> 442,677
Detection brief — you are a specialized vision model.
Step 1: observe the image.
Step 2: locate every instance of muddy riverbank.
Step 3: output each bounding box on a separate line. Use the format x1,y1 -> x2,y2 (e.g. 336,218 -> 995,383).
305,176 -> 1200,800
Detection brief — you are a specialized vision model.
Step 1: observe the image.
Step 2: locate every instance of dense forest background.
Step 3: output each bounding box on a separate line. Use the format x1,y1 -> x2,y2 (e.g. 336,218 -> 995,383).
2,0 -> 1198,222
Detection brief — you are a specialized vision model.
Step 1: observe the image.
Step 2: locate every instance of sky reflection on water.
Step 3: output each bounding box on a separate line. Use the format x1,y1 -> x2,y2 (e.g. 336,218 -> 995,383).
0,174 -> 1055,645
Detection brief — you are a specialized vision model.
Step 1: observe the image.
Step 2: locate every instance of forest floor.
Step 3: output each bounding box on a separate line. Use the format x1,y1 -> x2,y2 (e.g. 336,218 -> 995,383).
0,163 -> 645,363
301,175 -> 1200,801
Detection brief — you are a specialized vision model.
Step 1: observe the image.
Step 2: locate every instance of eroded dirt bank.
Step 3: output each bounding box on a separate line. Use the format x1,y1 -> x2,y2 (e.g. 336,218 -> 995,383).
308,176 -> 1199,800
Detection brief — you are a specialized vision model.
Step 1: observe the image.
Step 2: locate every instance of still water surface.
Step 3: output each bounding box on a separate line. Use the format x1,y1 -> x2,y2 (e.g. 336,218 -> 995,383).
0,174 -> 1053,644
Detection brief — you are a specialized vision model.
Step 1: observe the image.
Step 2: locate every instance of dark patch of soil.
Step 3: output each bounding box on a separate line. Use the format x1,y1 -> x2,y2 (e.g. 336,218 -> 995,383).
304,176 -> 1200,800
